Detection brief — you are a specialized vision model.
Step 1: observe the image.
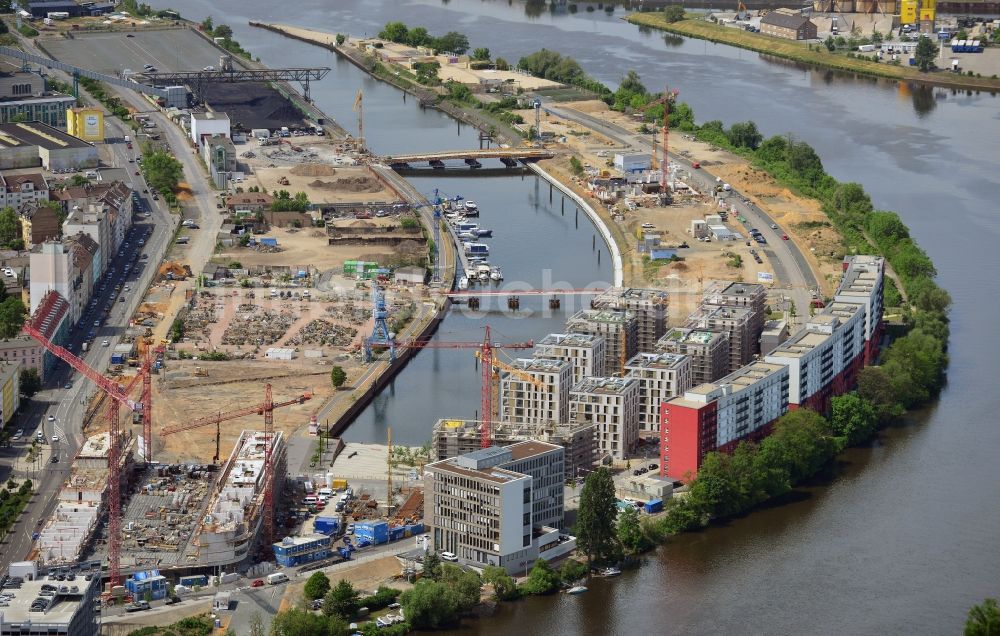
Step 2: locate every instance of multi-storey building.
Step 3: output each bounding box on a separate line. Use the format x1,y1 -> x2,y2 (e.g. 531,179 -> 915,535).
0,71 -> 76,128
0,336 -> 43,382
29,240 -> 74,319
625,352 -> 692,436
702,281 -> 767,354
498,357 -> 572,426
566,308 -> 638,376
569,376 -> 640,461
425,441 -> 573,574
0,361 -> 20,427
591,287 -> 668,353
0,172 -> 48,209
19,289 -> 70,380
656,327 -> 730,385
0,563 -> 101,636
687,304 -> 755,373
19,199 -> 62,246
431,419 -> 598,480
534,332 -> 606,386
660,256 -> 885,481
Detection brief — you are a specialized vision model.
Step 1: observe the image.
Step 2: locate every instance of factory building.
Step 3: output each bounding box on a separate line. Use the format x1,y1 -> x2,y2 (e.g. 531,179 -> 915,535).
569,376 -> 640,462
498,357 -> 572,426
0,71 -> 76,128
0,122 -> 98,170
591,287 -> 668,354
625,352 -> 692,436
566,308 -> 638,376
656,327 -> 730,385
534,332 -> 606,386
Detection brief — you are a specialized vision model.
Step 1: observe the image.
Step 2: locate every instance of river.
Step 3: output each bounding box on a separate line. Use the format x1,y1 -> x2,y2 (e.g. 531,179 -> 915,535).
156,0 -> 1000,631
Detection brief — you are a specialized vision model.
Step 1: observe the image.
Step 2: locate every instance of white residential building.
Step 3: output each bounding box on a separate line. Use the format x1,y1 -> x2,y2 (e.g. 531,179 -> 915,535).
569,376 -> 640,461
498,357 -> 572,426
625,352 -> 693,435
29,240 -> 73,319
534,332 -> 606,386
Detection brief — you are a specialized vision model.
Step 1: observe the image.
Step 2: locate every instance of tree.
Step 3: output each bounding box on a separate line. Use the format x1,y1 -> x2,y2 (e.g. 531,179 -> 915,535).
619,70 -> 647,96
914,35 -> 939,72
323,578 -> 359,618
758,409 -> 837,484
726,121 -> 763,150
830,393 -> 877,445
379,21 -> 409,43
559,559 -> 588,584
213,24 -> 233,39
0,207 -> 20,248
662,5 -> 685,22
19,368 -> 41,398
482,566 -> 518,601
303,571 -> 330,600
965,598 -> 1000,636
269,607 -> 344,636
68,174 -> 91,187
0,297 -> 27,339
522,559 -> 561,595
200,16 -> 213,32
142,150 -> 183,193
574,467 -> 618,564
406,26 -> 431,47
400,580 -> 460,629
494,57 -> 510,71
617,506 -> 650,557
433,31 -> 470,54
330,366 -> 347,388
422,551 -> 442,580
857,366 -> 905,423
440,564 -> 481,610
335,33 -> 346,46
471,47 -> 490,61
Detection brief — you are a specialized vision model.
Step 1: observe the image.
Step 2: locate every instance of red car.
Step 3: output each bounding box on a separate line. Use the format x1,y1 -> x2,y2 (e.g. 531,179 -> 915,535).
251,579 -> 264,588
691,162 -> 701,169
782,234 -> 789,240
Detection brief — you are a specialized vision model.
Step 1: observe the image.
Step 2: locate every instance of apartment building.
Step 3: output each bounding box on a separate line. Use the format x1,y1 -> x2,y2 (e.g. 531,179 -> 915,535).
1,172 -> 49,209
660,361 -> 790,480
687,304 -> 755,373
19,199 -> 62,246
29,240 -> 74,319
569,376 -> 640,461
424,441 -> 573,574
566,308 -> 638,376
656,327 -> 730,385
591,287 -> 668,353
534,332 -> 606,386
0,361 -> 20,427
21,289 -> 70,380
625,352 -> 692,436
702,281 -> 767,354
498,357 -> 572,426
431,419 -> 599,480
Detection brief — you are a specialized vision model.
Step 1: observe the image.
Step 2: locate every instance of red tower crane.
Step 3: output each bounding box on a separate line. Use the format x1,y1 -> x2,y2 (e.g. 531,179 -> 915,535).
160,385 -> 311,545
395,326 -> 533,448
22,322 -> 144,589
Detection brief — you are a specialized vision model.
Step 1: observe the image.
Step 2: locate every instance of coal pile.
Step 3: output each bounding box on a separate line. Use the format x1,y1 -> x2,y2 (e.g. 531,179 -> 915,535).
201,82 -> 307,130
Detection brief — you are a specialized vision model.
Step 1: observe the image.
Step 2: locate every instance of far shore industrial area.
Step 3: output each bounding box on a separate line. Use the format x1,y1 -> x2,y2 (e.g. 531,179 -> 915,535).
0,0 -> 964,634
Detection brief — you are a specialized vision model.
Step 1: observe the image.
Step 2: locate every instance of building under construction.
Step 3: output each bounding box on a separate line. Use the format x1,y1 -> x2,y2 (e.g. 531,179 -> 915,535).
657,327 -> 731,385
566,309 -> 638,377
687,304 -> 756,374
431,419 -> 599,481
591,287 -> 668,355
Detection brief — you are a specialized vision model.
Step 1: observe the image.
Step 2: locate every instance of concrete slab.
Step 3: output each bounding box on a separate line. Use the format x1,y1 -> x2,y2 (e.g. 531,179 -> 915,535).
38,29 -> 234,75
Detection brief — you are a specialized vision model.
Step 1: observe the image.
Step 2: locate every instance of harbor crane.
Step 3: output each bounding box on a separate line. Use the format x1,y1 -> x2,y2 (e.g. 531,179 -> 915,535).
160,385 -> 312,544
395,326 -> 533,447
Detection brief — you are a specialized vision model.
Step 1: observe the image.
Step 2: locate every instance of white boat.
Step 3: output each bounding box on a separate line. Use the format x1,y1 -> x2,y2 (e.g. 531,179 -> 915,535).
457,231 -> 477,240
464,242 -> 489,256
458,276 -> 469,290
476,228 -> 493,238
601,567 -> 621,577
490,266 -> 503,281
476,265 -> 492,282
464,200 -> 478,212
566,585 -> 588,595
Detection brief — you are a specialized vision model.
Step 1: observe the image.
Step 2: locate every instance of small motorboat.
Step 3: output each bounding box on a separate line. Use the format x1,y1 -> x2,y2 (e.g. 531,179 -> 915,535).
458,276 -> 469,290
600,567 -> 621,577
464,200 -> 478,212
457,231 -> 477,240
566,585 -> 588,595
490,267 -> 503,281
476,228 -> 493,237
476,264 -> 492,282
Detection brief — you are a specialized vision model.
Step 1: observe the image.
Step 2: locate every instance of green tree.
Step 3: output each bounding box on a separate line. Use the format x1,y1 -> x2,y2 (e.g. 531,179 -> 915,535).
830,393 -> 877,445
0,297 -> 27,339
569,156 -> 584,177
200,16 -> 213,32
965,598 -> 1000,636
0,207 -> 20,248
335,33 -> 346,46
269,606 -> 344,636
68,174 -> 91,187
330,366 -> 347,388
857,366 -> 905,423
619,70 -> 647,96
662,5 -> 686,22
323,578 -> 360,618
617,505 -> 650,557
379,21 -> 409,43
482,566 -> 518,601
574,467 -> 618,564
433,31 -> 470,54
522,559 -> 561,595
19,368 -> 41,398
213,24 -> 233,39
400,580 -> 460,629
422,551 -> 442,580
494,57 -> 510,71
440,564 -> 481,610
406,26 -> 431,47
914,35 -> 939,72
726,121 -> 763,150
471,47 -> 491,61
824,35 -> 836,51
303,571 -> 330,600
142,150 -> 183,193
559,559 -> 588,584
758,409 -> 837,484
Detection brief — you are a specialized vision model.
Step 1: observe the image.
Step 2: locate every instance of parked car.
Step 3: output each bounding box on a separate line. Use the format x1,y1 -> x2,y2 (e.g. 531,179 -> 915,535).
251,579 -> 264,588
440,552 -> 459,562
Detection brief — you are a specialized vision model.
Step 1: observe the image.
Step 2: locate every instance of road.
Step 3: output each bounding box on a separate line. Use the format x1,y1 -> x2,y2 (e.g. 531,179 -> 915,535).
543,104 -> 819,326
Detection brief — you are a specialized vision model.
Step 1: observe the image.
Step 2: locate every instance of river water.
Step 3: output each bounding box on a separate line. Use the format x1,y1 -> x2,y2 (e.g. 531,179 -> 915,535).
157,0 -> 999,631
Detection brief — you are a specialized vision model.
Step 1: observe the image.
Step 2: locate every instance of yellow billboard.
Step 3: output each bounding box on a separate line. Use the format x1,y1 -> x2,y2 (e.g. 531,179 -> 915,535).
66,107 -> 105,141
900,0 -> 917,24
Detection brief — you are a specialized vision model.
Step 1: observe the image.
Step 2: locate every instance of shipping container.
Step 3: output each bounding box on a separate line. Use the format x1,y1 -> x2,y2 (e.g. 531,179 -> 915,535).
330,479 -> 348,490
354,520 -> 389,544
644,498 -> 664,514
179,575 -> 208,588
388,526 -> 406,541
314,516 -> 341,535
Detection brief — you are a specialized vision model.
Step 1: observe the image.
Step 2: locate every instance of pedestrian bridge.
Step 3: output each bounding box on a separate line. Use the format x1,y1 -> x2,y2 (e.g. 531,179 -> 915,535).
383,148 -> 556,165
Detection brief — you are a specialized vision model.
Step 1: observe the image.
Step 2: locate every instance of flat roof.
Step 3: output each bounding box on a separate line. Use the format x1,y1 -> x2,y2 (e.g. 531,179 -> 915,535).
625,351 -> 687,370
511,357 -> 570,374
506,440 -> 562,460
572,376 -> 638,395
429,459 -> 525,485
663,328 -> 723,345
0,121 -> 93,150
569,308 -> 634,325
536,332 -> 604,348
191,111 -> 231,121
0,576 -> 93,625
716,361 -> 786,389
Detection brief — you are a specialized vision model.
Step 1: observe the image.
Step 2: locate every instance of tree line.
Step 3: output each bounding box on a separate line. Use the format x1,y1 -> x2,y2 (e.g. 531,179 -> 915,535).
378,21 -> 471,55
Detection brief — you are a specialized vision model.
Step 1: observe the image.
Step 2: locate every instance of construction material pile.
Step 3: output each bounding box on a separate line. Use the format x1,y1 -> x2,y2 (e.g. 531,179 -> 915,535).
286,319 -> 357,348
324,303 -> 369,326
181,295 -> 219,341
221,305 -> 296,346
158,261 -> 191,280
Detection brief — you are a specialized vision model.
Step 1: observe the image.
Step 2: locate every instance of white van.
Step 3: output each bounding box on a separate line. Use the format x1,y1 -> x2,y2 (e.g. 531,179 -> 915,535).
266,572 -> 289,585
304,496 -> 318,505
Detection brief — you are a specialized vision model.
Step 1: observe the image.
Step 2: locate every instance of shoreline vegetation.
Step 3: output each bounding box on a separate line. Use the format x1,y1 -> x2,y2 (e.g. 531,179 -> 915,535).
627,11 -> 1000,93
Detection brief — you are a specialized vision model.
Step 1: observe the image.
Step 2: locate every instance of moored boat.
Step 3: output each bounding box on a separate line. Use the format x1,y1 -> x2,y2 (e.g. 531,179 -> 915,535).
566,585 -> 588,595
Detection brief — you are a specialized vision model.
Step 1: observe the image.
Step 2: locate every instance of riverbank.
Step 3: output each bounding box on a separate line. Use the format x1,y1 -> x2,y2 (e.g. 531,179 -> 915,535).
627,13 -> 1000,93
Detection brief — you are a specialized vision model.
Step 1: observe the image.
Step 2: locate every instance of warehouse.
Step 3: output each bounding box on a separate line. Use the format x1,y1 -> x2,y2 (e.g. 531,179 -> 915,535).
760,12 -> 818,40
0,122 -> 98,170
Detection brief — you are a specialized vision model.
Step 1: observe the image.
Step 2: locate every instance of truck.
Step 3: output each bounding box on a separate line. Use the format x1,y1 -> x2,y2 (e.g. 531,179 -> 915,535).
266,572 -> 289,585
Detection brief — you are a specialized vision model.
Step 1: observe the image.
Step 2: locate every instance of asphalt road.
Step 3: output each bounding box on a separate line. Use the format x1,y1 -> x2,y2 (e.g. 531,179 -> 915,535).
543,104 -> 819,326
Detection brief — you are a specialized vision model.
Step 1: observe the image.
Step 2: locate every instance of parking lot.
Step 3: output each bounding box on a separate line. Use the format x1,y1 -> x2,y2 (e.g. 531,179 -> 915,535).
39,29 -> 233,75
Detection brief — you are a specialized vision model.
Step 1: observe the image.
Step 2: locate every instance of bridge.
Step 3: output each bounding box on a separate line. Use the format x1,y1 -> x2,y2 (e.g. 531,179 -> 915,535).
383,148 -> 556,166
138,67 -> 330,102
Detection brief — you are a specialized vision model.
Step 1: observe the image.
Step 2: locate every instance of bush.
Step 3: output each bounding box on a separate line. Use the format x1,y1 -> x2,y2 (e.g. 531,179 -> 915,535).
521,559 -> 561,595
303,571 -> 330,600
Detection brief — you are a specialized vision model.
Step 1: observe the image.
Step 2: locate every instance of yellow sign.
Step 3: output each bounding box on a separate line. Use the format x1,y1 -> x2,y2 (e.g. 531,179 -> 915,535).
66,107 -> 104,142
443,420 -> 465,428
900,0 -> 917,24
919,8 -> 936,21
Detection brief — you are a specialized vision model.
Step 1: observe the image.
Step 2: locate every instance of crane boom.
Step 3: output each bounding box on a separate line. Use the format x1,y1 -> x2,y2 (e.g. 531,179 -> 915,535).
22,323 -> 140,412
159,393 -> 312,436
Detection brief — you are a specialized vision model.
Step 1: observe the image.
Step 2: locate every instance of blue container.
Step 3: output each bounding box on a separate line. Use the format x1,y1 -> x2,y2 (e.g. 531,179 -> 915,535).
179,575 -> 208,588
406,523 -> 424,535
388,526 -> 405,542
355,520 -> 389,545
314,516 -> 341,535
644,498 -> 664,514
338,547 -> 351,560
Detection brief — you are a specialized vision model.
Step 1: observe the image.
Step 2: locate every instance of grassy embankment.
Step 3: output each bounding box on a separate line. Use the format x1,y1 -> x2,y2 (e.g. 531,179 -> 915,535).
628,12 -> 1000,92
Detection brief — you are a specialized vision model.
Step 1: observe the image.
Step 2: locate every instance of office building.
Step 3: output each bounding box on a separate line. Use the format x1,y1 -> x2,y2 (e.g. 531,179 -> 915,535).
569,376 -> 640,461
534,332 -> 606,386
566,308 -> 638,376
625,352 -> 692,436
498,357 -> 572,426
0,71 -> 77,128
656,327 -> 730,385
0,562 -> 100,636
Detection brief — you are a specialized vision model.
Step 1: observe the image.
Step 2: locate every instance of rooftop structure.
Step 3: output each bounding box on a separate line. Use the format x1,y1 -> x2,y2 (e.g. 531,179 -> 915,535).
657,327 -> 730,385
591,287 -> 668,353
